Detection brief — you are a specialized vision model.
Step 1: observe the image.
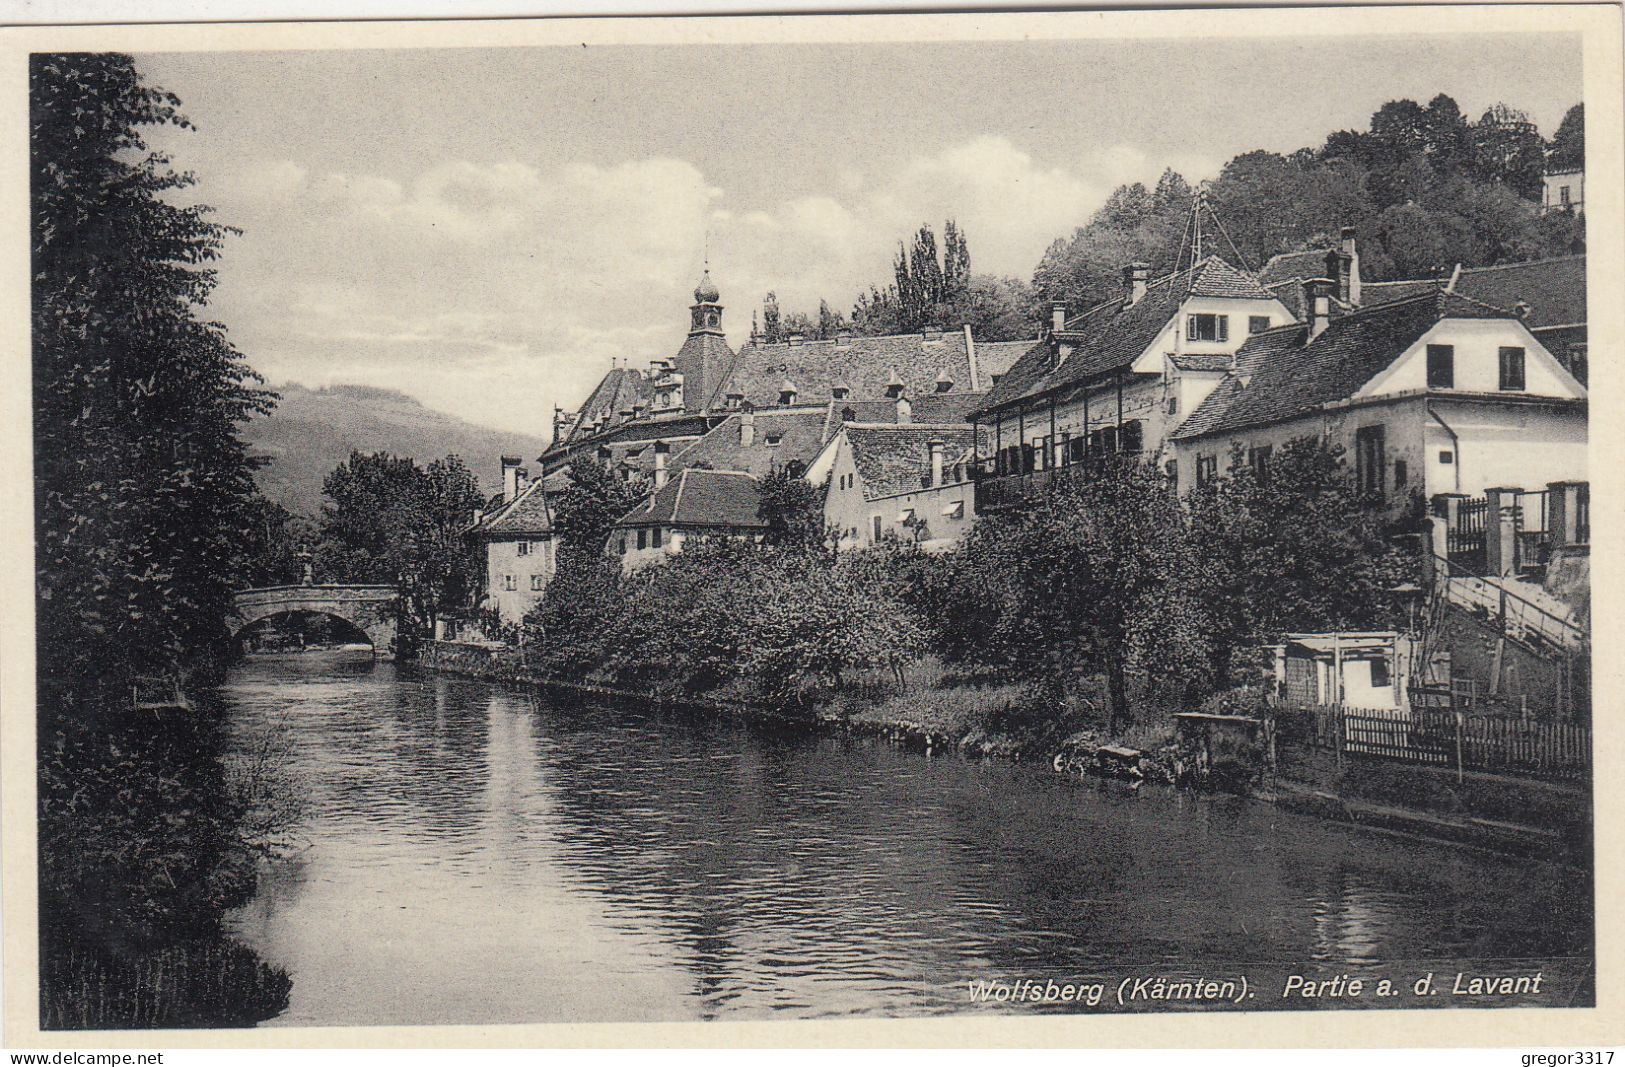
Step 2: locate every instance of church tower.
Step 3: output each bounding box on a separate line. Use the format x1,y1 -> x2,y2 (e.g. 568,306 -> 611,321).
690,270 -> 724,336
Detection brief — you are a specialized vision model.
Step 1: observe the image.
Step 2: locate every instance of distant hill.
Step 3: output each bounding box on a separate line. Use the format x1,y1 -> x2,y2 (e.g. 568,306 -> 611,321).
242,383 -> 552,516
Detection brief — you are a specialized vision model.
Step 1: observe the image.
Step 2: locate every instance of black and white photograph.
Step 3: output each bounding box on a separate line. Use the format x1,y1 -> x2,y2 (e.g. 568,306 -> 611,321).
2,5 -> 1621,1050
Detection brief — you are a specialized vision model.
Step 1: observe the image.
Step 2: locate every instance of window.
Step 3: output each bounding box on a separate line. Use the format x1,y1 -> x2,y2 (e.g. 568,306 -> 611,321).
1394,460 -> 1409,489
779,391 -> 796,405
618,536 -> 627,554
1187,313 -> 1229,342
1426,344 -> 1454,389
636,528 -> 647,550
1370,658 -> 1391,689
652,527 -> 663,549
530,574 -> 545,591
1120,421 -> 1143,454
1499,346 -> 1526,391
1164,459 -> 1178,486
872,515 -> 883,541
1196,455 -> 1218,487
765,433 -> 783,446
1355,424 -> 1386,497
1560,185 -> 1571,206
1248,444 -> 1273,478
832,386 -> 850,400
517,541 -> 530,556
1167,394 -> 1179,416
502,575 -> 517,591
1248,315 -> 1272,335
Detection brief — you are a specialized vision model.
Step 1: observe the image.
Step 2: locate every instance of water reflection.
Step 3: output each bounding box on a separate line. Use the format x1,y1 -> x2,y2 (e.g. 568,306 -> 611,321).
222,658 -> 1591,1025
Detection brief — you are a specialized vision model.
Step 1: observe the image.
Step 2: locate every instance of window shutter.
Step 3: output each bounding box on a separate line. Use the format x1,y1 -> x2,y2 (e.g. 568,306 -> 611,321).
1217,315 -> 1229,342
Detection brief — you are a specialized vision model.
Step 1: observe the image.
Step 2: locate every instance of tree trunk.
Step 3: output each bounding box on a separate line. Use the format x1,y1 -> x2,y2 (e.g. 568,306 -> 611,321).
1107,652 -> 1130,738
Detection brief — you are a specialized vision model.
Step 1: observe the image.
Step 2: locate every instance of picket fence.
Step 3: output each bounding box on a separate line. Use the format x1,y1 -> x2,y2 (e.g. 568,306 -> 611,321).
1304,703 -> 1590,782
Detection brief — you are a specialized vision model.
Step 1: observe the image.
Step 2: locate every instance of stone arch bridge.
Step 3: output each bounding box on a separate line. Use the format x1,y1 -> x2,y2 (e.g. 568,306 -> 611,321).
229,584 -> 399,652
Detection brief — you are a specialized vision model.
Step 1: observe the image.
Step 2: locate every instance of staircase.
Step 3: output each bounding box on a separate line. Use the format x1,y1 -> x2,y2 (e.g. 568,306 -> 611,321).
1440,573 -> 1587,656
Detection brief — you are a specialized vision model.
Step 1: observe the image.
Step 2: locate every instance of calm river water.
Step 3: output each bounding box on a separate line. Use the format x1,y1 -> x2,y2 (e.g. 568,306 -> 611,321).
222,655 -> 1592,1026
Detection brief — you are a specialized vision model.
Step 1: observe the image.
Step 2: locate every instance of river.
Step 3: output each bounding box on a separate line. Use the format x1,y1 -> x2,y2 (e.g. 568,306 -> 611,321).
222,655 -> 1592,1026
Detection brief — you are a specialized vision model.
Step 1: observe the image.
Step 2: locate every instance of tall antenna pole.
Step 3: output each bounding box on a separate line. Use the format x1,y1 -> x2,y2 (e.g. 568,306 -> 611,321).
1192,185 -> 1205,265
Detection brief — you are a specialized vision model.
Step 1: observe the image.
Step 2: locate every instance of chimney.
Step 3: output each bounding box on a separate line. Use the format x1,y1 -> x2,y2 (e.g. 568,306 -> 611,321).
1341,226 -> 1361,305
928,438 -> 945,488
516,467 -> 530,495
501,455 -> 522,503
1515,299 -> 1533,321
1050,301 -> 1066,336
739,408 -> 755,446
1305,278 -> 1335,340
653,442 -> 669,488
895,395 -> 912,424
1123,262 -> 1150,307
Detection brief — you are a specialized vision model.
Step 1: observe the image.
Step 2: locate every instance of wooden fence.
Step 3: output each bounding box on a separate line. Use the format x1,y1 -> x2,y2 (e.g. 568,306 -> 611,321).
1300,703 -> 1590,782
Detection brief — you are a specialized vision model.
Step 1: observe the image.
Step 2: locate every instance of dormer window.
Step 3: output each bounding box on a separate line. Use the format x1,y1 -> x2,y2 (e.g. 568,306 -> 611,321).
780,389 -> 797,405
832,385 -> 850,400
1187,314 -> 1229,342
725,392 -> 744,409
886,382 -> 904,399
765,433 -> 783,447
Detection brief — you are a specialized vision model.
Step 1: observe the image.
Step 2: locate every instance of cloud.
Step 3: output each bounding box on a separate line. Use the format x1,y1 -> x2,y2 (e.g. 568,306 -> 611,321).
208,137 -> 1170,435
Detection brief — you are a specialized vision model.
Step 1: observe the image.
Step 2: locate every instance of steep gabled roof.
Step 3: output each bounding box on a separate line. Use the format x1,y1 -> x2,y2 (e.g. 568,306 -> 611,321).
707,330 -> 979,410
617,468 -> 765,530
844,424 -> 978,501
667,407 -> 834,478
1172,292 -> 1513,441
561,367 -> 653,445
1452,254 -> 1586,330
469,478 -> 553,538
975,256 -> 1272,416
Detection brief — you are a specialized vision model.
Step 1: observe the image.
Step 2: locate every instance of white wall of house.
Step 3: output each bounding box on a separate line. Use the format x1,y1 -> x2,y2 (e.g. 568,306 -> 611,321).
485,536 -> 556,624
1358,318 -> 1584,401
821,435 -> 976,551
1423,400 -> 1588,497
1130,295 -> 1297,375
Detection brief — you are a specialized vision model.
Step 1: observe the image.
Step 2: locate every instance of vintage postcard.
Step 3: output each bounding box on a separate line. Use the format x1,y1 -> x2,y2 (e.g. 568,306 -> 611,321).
1,4 -> 1622,1051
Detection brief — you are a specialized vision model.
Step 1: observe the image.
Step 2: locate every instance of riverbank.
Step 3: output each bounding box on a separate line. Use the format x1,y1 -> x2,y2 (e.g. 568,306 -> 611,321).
418,640 -> 1588,863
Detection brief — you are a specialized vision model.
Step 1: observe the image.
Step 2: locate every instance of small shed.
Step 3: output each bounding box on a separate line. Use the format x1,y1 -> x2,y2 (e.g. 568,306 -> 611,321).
1278,631 -> 1414,709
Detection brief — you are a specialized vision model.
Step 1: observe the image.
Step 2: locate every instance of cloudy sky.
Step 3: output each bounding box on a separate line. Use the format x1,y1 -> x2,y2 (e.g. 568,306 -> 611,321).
137,34 -> 1581,437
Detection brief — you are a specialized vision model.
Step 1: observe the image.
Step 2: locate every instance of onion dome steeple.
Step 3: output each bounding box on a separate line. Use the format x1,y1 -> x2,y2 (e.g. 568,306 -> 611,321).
689,268 -> 724,336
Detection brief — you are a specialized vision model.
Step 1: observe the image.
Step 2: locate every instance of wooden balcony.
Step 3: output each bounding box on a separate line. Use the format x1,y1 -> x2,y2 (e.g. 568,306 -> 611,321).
974,457 -> 1136,512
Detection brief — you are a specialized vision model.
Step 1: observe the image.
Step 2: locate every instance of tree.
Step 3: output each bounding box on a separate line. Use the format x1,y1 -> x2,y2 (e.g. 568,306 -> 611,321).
1548,103 -> 1584,172
757,461 -> 827,552
234,494 -> 319,588
317,450 -> 484,641
32,52 -> 275,701
949,457 -> 1210,733
550,456 -> 648,568
1185,437 -> 1412,684
31,52 -> 288,1027
760,291 -> 782,342
1469,104 -> 1546,201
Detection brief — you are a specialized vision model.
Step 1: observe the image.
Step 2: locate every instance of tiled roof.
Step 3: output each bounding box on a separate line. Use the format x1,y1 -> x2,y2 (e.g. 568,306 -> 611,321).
836,391 -> 988,425
561,367 -> 653,445
1266,279 -> 1309,321
617,468 -> 765,530
1172,292 -> 1513,441
706,330 -> 980,410
1361,278 -> 1442,307
975,256 -> 1270,416
667,407 -> 835,479
672,331 -> 736,414
1452,255 -> 1586,330
974,339 -> 1042,387
1169,352 -> 1234,372
1258,248 -> 1336,288
469,478 -> 553,538
844,425 -> 978,501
